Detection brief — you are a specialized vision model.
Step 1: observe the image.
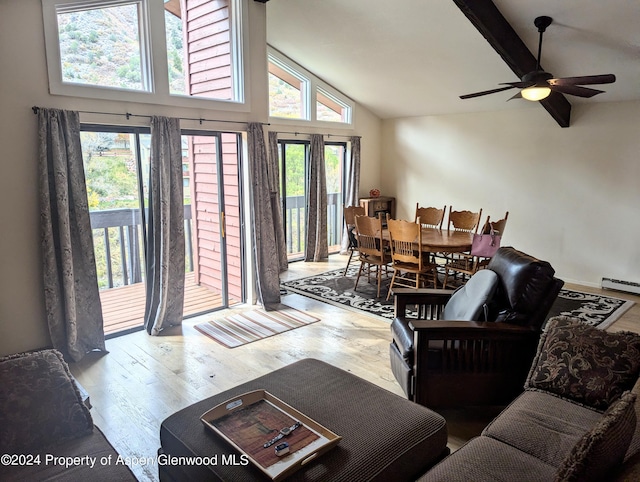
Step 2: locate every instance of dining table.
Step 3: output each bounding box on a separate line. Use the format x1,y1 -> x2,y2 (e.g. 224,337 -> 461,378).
382,227 -> 474,253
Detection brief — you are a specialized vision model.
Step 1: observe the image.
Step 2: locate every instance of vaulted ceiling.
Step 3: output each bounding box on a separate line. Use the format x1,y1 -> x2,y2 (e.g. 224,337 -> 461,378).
265,0 -> 640,125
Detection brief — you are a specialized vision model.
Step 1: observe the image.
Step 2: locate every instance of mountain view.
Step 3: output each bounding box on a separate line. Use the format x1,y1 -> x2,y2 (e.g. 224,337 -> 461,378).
57,3 -> 184,92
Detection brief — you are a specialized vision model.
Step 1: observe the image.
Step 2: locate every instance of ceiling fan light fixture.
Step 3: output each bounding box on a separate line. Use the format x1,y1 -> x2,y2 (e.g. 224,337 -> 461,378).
521,85 -> 551,101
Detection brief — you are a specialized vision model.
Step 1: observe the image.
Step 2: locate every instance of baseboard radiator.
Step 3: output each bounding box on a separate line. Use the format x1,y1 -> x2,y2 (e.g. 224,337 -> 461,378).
602,278 -> 640,296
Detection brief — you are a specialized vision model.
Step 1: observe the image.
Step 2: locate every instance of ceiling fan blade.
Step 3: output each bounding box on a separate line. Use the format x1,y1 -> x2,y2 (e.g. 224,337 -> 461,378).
506,91 -> 523,101
549,84 -> 605,98
500,81 -> 535,88
548,74 -> 616,86
460,85 -> 517,99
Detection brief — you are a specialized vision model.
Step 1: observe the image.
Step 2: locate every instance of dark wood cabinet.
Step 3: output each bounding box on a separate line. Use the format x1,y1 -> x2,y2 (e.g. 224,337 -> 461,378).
359,196 -> 396,220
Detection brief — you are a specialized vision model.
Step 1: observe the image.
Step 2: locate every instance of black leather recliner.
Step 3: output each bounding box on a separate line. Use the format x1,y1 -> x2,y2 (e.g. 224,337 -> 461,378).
389,246 -> 564,408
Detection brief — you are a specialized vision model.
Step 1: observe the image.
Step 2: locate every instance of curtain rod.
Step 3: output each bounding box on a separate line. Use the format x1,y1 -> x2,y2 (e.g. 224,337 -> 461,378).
31,106 -> 269,126
275,130 -> 361,139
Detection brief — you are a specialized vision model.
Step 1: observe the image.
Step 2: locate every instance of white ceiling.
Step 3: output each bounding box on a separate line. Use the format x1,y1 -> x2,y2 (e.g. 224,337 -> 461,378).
266,0 -> 640,120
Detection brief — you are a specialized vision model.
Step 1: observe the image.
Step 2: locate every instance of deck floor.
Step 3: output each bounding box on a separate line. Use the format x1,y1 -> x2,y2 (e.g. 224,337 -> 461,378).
99,272 -> 235,335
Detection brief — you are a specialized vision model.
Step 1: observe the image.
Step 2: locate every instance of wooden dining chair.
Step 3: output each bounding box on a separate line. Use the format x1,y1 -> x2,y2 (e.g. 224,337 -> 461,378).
414,204 -> 446,229
441,207 -> 483,282
385,215 -> 438,300
415,204 -> 446,264
447,207 -> 483,233
343,205 -> 366,275
443,211 -> 509,287
354,214 -> 391,298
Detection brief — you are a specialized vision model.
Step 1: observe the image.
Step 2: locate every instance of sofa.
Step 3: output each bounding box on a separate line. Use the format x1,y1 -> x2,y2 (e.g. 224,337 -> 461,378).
419,316 -> 640,481
0,349 -> 136,481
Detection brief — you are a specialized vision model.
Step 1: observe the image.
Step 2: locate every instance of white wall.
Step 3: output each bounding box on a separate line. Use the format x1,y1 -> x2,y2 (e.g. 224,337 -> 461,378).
0,0 -> 382,356
381,101 -> 640,286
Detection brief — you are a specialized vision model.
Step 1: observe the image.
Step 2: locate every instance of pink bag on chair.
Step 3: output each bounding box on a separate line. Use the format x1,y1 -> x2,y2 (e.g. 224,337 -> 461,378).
470,228 -> 501,258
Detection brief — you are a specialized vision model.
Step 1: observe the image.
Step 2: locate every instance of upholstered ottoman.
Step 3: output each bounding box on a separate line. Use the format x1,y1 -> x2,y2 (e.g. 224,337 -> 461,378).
159,358 -> 448,481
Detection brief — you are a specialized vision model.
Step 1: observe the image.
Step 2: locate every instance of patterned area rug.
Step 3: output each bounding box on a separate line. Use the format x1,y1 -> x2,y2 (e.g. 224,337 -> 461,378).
281,265 -> 634,330
195,304 -> 320,348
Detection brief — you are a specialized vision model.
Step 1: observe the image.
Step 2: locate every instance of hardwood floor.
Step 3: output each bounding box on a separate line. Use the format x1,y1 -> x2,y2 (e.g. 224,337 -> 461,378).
70,255 -> 640,482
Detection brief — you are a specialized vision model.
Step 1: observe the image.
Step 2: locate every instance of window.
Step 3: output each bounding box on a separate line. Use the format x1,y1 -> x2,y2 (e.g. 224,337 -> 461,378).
268,47 -> 354,126
163,0 -> 240,101
42,0 -> 246,107
56,1 -> 150,91
317,88 -> 351,123
268,59 -> 309,119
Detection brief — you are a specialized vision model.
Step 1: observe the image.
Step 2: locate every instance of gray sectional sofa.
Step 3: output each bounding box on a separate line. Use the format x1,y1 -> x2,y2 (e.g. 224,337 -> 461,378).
419,316 -> 640,482
0,349 -> 136,481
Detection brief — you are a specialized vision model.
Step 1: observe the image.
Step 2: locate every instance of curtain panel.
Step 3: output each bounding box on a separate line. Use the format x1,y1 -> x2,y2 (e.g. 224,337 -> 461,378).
37,108 -> 106,362
305,134 -> 328,262
340,136 -> 362,253
248,123 -> 282,307
267,131 -> 288,272
144,116 -> 185,335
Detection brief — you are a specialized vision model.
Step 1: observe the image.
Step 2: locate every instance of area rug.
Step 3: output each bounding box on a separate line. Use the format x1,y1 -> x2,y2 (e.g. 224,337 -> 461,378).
281,265 -> 634,330
194,304 -> 320,348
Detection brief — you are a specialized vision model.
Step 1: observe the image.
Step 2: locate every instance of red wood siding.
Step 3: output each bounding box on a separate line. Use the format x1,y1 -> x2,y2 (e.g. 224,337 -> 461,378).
189,133 -> 242,303
221,133 -> 242,300
185,0 -> 232,99
184,1 -> 242,303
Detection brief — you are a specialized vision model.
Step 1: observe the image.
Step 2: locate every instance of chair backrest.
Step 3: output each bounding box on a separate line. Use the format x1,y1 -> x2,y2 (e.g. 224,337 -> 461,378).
487,246 -> 564,330
354,214 -> 384,258
442,269 -> 499,321
482,211 -> 509,235
344,205 -> 366,227
345,206 -> 366,248
415,204 -> 446,229
447,207 -> 483,233
387,216 -> 423,269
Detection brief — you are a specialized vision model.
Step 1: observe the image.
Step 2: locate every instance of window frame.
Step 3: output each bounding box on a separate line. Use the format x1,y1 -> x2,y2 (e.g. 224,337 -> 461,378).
268,55 -> 311,120
268,46 -> 355,128
42,0 -> 249,111
317,86 -> 351,123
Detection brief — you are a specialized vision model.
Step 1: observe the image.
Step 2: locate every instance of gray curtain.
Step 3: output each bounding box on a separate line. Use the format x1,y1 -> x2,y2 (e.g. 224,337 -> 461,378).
144,116 -> 185,335
340,136 -> 362,253
305,134 -> 328,261
267,131 -> 288,272
37,108 -> 106,362
248,123 -> 282,306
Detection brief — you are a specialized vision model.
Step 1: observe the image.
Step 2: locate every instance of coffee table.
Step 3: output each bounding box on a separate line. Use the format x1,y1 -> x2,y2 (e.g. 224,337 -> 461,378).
159,359 -> 448,481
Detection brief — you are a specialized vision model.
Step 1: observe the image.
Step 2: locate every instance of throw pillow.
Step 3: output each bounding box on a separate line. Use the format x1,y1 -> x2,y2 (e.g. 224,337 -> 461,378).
526,316 -> 640,411
555,391 -> 637,482
0,349 -> 93,453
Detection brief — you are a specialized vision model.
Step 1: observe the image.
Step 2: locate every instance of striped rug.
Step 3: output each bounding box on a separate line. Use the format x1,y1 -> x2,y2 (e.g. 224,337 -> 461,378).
194,304 -> 320,348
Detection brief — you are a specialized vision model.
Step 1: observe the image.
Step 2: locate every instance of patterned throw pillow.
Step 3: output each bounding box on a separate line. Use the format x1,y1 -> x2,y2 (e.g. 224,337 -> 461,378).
555,391 -> 637,482
0,349 -> 93,453
526,316 -> 640,411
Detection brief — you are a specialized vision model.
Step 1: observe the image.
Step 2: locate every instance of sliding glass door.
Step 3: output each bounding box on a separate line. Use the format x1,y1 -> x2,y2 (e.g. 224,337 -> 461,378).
278,139 -> 346,260
325,142 -> 346,252
183,131 -> 245,315
279,141 -> 308,259
81,125 -> 244,336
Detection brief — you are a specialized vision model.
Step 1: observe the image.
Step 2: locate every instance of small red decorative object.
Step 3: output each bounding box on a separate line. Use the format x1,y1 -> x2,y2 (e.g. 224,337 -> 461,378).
369,189 -> 381,198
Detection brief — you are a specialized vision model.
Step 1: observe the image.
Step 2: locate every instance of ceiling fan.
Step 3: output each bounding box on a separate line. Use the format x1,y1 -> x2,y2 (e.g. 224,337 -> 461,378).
460,16 -> 616,102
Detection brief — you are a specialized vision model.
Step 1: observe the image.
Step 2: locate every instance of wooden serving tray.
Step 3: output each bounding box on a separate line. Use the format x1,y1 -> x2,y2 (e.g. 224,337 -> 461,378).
201,390 -> 341,481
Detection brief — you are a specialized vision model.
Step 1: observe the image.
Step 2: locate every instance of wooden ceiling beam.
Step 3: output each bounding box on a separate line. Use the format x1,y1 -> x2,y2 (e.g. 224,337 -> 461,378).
452,0 -> 571,127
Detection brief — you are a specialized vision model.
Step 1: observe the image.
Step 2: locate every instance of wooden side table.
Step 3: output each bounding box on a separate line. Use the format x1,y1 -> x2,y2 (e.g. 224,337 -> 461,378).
359,196 -> 395,220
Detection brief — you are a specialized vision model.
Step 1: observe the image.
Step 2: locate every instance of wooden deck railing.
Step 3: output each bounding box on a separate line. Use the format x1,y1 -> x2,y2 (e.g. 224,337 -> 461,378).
90,206 -> 193,290
284,192 -> 342,255
91,193 -> 342,289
